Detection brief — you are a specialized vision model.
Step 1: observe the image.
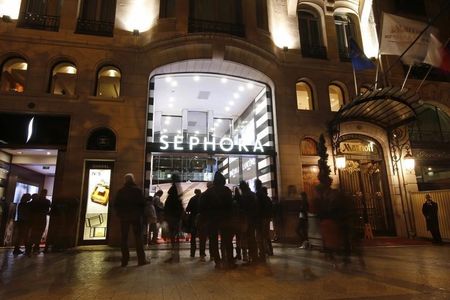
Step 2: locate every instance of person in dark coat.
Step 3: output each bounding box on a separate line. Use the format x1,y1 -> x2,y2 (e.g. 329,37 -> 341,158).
239,180 -> 259,264
186,189 -> 205,258
296,192 -> 310,249
164,174 -> 184,263
13,193 -> 32,255
27,189 -> 51,254
114,173 -> 147,266
200,172 -> 234,269
422,194 -> 442,244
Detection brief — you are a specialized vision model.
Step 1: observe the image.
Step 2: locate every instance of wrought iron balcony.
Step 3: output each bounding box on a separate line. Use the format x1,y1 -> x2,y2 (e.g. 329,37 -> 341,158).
75,19 -> 114,37
188,18 -> 245,38
17,12 -> 60,32
301,45 -> 327,59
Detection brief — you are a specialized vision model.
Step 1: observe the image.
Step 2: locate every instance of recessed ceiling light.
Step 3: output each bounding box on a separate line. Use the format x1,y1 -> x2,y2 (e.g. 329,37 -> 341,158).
195,130 -> 199,134
229,101 -> 235,106
165,76 -> 172,82
247,82 -> 254,89
169,97 -> 175,102
17,151 -> 22,154
177,130 -> 181,134
233,93 -> 240,99
221,78 -> 228,83
238,86 -> 244,91
46,151 -> 51,155
164,120 -> 170,125
225,107 -> 230,111
218,119 -> 223,123
163,129 -> 168,133
169,103 -> 173,107
171,81 -> 178,87
193,75 -> 200,81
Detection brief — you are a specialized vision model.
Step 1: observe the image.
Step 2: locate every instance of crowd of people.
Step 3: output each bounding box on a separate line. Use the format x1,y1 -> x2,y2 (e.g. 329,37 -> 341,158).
115,172 -> 276,269
11,189 -> 51,256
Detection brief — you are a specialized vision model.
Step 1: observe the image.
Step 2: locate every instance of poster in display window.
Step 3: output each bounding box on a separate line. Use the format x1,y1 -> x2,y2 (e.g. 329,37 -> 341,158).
83,167 -> 111,241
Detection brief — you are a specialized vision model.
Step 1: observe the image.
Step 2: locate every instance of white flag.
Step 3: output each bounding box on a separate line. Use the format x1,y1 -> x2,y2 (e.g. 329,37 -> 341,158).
424,33 -> 443,67
380,13 -> 433,65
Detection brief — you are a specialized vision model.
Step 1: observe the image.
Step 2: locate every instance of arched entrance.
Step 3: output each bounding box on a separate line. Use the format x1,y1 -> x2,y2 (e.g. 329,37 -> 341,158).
337,134 -> 396,235
144,60 -> 278,205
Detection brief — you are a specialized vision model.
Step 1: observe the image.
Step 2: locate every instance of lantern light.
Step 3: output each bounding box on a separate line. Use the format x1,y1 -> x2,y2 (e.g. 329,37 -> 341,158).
336,155 -> 346,169
403,150 -> 415,172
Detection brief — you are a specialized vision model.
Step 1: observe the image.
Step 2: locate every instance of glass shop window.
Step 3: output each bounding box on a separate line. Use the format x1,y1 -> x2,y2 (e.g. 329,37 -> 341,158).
96,66 -> 121,98
1,58 -> 28,93
50,62 -> 77,96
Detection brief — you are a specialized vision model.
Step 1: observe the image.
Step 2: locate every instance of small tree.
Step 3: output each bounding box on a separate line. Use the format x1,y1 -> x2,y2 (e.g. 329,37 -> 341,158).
317,133 -> 332,189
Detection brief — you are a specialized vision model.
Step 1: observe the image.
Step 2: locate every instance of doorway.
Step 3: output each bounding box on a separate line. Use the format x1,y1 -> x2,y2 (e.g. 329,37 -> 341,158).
338,136 -> 395,235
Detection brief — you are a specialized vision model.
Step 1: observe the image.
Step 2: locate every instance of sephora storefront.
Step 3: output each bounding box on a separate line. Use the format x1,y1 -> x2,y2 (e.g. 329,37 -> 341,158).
145,73 -> 276,204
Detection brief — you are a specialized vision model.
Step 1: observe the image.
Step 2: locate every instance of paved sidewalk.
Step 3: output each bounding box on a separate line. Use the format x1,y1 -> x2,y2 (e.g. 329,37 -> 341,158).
0,244 -> 449,299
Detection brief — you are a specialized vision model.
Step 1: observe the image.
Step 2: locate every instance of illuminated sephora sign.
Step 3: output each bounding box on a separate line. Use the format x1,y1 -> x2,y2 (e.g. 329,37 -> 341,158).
159,135 -> 265,153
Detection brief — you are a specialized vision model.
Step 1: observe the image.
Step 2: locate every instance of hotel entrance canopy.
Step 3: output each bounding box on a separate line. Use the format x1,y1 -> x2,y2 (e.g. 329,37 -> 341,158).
329,86 -> 425,133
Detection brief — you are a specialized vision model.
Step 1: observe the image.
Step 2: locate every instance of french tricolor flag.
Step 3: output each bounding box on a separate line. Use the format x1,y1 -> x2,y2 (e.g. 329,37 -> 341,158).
424,33 -> 450,72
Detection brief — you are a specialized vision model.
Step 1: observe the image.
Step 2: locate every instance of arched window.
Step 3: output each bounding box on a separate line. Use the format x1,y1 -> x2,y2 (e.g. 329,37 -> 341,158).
334,14 -> 358,61
296,81 -> 313,110
50,62 -> 77,96
301,138 -> 318,155
298,9 -> 326,59
86,127 -> 116,151
96,66 -> 121,98
1,58 -> 28,93
329,84 -> 344,112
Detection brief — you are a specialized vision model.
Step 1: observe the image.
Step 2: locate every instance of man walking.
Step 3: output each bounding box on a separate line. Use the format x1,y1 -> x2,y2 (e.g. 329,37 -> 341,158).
114,173 -> 147,266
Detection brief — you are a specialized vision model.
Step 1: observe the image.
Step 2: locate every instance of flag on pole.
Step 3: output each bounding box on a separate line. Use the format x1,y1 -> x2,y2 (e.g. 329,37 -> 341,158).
424,33 -> 450,72
380,13 -> 433,65
348,38 -> 375,71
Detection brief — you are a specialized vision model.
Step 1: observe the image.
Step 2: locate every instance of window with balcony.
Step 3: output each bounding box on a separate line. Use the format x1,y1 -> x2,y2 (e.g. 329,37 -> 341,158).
296,81 -> 313,110
298,9 -> 326,59
189,0 -> 244,37
328,84 -> 344,112
76,0 -> 117,37
335,15 -> 357,61
96,66 -> 121,98
17,0 -> 61,31
0,58 -> 28,93
160,0 -> 176,18
50,62 -> 77,96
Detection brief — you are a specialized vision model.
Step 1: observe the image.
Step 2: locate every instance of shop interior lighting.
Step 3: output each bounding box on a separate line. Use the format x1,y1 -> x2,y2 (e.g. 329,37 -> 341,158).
165,76 -> 172,82
229,101 -> 234,106
238,86 -> 244,91
225,107 -> 230,111
247,83 -> 254,89
193,75 -> 200,81
221,78 -> 228,83
233,93 -> 240,99
168,103 -> 173,107
170,81 -> 178,87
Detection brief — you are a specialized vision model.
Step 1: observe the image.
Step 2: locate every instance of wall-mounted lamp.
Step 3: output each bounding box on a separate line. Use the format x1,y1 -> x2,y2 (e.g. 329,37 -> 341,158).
132,29 -> 140,36
336,155 -> 346,170
403,150 -> 415,172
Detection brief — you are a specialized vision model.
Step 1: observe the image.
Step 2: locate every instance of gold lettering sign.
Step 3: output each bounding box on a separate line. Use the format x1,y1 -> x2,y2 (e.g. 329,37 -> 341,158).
339,141 -> 374,154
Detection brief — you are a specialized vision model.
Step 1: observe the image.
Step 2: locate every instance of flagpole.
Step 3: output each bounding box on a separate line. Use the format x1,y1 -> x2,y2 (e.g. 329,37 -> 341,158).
415,65 -> 433,92
374,52 -> 381,89
352,64 -> 358,96
401,63 -> 413,91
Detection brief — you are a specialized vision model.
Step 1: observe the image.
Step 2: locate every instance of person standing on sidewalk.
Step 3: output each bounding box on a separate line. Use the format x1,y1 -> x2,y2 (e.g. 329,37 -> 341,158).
164,174 -> 184,263
422,194 -> 443,244
186,189 -> 205,259
296,192 -> 310,249
13,193 -> 32,255
114,173 -> 147,267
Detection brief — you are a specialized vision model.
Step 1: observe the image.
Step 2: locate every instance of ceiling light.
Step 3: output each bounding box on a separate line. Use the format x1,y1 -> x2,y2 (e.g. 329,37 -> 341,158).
229,101 -> 235,106
195,130 -> 199,134
193,75 -> 200,81
225,107 -> 230,111
221,77 -> 228,83
247,82 -> 254,89
46,151 -> 51,155
169,97 -> 175,102
168,103 -> 173,107
233,93 -> 240,99
163,129 -> 168,133
218,119 -> 223,123
165,76 -> 172,82
177,130 -> 181,134
238,86 -> 244,91
17,151 -> 22,154
164,120 -> 170,125
171,81 -> 178,87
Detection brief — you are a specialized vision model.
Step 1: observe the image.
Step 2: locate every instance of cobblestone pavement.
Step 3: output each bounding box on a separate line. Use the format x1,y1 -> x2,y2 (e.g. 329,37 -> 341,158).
0,244 -> 449,300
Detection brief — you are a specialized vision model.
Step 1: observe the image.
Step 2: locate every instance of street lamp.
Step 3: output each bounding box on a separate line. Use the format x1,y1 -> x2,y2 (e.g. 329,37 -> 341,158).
336,155 -> 346,169
403,150 -> 415,173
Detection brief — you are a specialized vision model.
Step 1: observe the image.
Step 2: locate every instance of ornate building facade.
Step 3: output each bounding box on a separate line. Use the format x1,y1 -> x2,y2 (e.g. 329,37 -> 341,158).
0,0 -> 449,246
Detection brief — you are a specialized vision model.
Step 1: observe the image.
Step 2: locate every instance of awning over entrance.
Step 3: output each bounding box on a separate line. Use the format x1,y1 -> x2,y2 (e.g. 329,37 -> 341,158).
329,86 -> 425,132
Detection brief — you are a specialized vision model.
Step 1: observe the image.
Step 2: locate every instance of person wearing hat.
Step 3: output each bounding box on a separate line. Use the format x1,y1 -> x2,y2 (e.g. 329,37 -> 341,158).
422,194 -> 443,244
